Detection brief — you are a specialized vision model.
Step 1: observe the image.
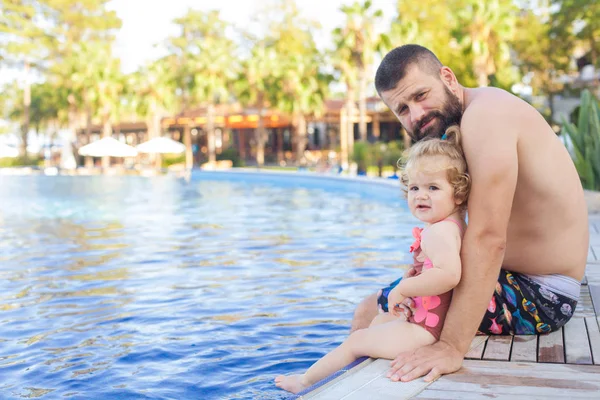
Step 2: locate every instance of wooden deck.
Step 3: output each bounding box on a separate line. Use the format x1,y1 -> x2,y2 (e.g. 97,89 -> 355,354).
297,215 -> 600,399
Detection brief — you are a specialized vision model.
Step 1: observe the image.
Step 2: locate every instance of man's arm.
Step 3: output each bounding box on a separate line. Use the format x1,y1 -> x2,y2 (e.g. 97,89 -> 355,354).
387,94 -> 519,381
440,101 -> 518,354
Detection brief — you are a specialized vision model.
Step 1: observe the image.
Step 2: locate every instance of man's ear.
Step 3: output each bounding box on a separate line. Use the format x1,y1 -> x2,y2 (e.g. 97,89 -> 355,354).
440,67 -> 459,94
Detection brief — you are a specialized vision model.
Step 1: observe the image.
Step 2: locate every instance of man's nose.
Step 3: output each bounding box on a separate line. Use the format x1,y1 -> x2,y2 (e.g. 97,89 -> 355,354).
410,106 -> 426,126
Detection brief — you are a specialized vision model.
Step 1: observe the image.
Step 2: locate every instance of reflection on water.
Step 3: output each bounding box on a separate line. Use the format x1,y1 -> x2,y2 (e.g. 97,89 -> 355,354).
0,173 -> 417,399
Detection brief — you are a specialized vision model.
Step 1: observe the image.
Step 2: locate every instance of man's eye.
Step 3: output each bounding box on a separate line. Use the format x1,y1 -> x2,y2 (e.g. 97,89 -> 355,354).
398,105 -> 408,114
416,92 -> 426,100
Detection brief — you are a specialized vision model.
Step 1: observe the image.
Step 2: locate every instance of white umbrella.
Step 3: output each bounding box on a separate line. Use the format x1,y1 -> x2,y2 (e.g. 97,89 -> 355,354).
78,137 -> 138,157
0,143 -> 19,158
136,137 -> 186,154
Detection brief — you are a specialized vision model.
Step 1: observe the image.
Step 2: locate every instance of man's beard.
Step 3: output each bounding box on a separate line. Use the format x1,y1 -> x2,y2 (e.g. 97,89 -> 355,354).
409,87 -> 463,141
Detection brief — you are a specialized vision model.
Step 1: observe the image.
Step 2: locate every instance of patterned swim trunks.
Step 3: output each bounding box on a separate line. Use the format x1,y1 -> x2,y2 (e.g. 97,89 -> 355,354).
377,269 -> 580,335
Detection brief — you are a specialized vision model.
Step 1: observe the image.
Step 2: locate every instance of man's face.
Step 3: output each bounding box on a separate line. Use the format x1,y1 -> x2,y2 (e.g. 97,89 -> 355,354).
380,65 -> 463,141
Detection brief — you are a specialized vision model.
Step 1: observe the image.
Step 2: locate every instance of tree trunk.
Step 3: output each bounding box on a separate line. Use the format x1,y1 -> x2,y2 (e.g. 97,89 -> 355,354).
84,107 -> 93,168
101,114 -> 112,169
339,107 -> 349,169
207,104 -> 216,165
255,93 -> 266,167
277,129 -> 284,164
345,98 -> 355,160
21,62 -> 31,162
358,67 -> 367,142
295,113 -> 307,165
184,125 -> 192,170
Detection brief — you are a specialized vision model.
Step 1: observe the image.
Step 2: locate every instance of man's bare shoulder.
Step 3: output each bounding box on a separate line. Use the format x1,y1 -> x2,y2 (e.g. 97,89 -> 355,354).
460,87 -> 528,137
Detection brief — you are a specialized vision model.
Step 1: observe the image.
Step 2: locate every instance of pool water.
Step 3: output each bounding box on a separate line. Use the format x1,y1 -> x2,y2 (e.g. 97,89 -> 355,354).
0,172 -> 418,399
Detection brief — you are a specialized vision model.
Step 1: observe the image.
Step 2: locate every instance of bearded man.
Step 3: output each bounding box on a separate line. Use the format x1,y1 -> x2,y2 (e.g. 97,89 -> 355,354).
351,44 -> 588,382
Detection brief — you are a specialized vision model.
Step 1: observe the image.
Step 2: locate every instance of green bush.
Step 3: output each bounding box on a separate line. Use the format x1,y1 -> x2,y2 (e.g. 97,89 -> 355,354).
351,142 -> 371,175
383,141 -> 404,173
561,89 -> 600,190
217,147 -> 244,167
0,156 -> 42,167
161,154 -> 185,168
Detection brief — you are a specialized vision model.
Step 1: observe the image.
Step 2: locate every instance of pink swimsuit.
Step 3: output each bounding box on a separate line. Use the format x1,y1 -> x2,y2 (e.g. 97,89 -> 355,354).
407,219 -> 464,340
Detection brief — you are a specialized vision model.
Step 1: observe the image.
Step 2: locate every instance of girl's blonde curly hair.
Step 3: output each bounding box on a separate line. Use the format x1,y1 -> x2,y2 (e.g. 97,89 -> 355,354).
399,125 -> 471,211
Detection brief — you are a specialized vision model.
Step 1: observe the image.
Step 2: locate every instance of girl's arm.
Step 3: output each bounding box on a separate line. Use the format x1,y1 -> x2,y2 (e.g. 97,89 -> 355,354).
392,222 -> 462,298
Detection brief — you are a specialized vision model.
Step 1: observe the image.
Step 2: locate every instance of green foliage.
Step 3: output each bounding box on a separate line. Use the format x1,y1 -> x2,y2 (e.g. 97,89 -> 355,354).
161,154 -> 186,168
0,155 -> 41,167
351,141 -> 371,174
217,147 -> 244,168
389,0 -> 519,89
550,0 -> 600,68
383,141 -> 404,171
561,90 -> 600,190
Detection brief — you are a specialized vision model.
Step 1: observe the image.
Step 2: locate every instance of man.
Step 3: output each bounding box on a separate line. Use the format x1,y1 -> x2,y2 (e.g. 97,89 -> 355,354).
352,44 -> 589,382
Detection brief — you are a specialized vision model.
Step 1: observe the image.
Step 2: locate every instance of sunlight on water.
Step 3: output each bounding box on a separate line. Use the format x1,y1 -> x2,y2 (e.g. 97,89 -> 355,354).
0,172 -> 417,399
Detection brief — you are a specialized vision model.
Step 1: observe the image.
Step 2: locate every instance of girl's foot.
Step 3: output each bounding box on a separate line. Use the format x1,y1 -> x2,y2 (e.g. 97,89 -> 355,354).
274,374 -> 308,394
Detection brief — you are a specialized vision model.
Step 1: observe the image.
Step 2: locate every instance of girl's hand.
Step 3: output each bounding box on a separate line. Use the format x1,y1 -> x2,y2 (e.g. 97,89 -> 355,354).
388,286 -> 406,318
398,297 -> 415,319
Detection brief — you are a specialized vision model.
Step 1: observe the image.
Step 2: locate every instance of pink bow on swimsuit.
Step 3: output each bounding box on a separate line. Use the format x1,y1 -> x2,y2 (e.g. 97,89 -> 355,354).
409,227 -> 423,253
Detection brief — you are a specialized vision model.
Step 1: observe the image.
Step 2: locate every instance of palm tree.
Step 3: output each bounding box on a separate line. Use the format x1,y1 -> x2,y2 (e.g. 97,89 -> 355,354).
454,0 -> 517,87
127,56 -> 177,167
168,9 -> 238,168
336,1 -> 387,142
234,41 -> 279,167
267,0 -> 331,164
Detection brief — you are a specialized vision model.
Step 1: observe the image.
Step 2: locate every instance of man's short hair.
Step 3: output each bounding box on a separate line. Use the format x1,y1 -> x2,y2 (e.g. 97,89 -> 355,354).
375,44 -> 443,94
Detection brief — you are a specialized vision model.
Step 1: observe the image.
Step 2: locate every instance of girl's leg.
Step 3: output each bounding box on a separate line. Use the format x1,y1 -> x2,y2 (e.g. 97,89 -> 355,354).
275,319 -> 435,394
369,312 -> 405,327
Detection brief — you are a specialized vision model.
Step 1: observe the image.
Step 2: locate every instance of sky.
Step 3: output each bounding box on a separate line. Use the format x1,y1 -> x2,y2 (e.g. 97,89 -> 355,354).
107,0 -> 396,73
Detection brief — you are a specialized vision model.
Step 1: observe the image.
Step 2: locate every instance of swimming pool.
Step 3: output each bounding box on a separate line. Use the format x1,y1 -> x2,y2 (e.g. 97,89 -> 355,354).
0,171 -> 418,399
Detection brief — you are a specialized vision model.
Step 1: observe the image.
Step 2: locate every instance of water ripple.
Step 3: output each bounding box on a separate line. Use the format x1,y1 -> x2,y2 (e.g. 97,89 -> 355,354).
0,173 -> 417,399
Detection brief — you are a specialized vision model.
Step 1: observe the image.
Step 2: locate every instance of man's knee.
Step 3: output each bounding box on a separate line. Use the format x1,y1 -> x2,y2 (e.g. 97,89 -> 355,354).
351,292 -> 379,332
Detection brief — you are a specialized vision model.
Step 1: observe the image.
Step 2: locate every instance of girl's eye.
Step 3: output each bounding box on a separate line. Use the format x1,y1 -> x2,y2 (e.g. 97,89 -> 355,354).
409,186 -> 418,191
429,186 -> 439,190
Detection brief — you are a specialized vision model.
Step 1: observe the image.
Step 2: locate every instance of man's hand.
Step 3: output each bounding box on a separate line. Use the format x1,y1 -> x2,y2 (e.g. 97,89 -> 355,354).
386,340 -> 463,382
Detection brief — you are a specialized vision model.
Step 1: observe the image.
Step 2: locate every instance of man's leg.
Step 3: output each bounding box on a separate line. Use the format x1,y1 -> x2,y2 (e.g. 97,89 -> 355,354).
351,292 -> 379,332
351,277 -> 404,332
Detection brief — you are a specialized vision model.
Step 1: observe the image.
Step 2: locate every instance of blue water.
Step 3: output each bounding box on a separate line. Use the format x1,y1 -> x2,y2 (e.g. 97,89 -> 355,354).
0,171 -> 418,399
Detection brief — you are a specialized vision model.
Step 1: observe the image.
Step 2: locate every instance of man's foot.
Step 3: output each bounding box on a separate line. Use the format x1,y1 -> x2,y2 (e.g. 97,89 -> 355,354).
274,374 -> 308,394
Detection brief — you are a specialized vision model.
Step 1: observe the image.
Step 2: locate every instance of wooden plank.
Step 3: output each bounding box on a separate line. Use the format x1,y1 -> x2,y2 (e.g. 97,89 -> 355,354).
307,358 -> 432,400
589,284 -> 600,315
538,328 -> 565,363
589,247 -> 597,263
593,246 -> 600,262
574,285 -> 596,318
416,360 -> 600,399
464,335 -> 488,360
586,266 -> 600,283
510,335 -> 537,362
564,317 -> 593,364
303,358 -> 375,399
585,317 -> 600,365
482,335 -> 512,361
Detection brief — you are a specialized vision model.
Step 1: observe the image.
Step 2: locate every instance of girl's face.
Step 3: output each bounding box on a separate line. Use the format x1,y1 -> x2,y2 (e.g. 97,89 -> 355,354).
407,157 -> 460,224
